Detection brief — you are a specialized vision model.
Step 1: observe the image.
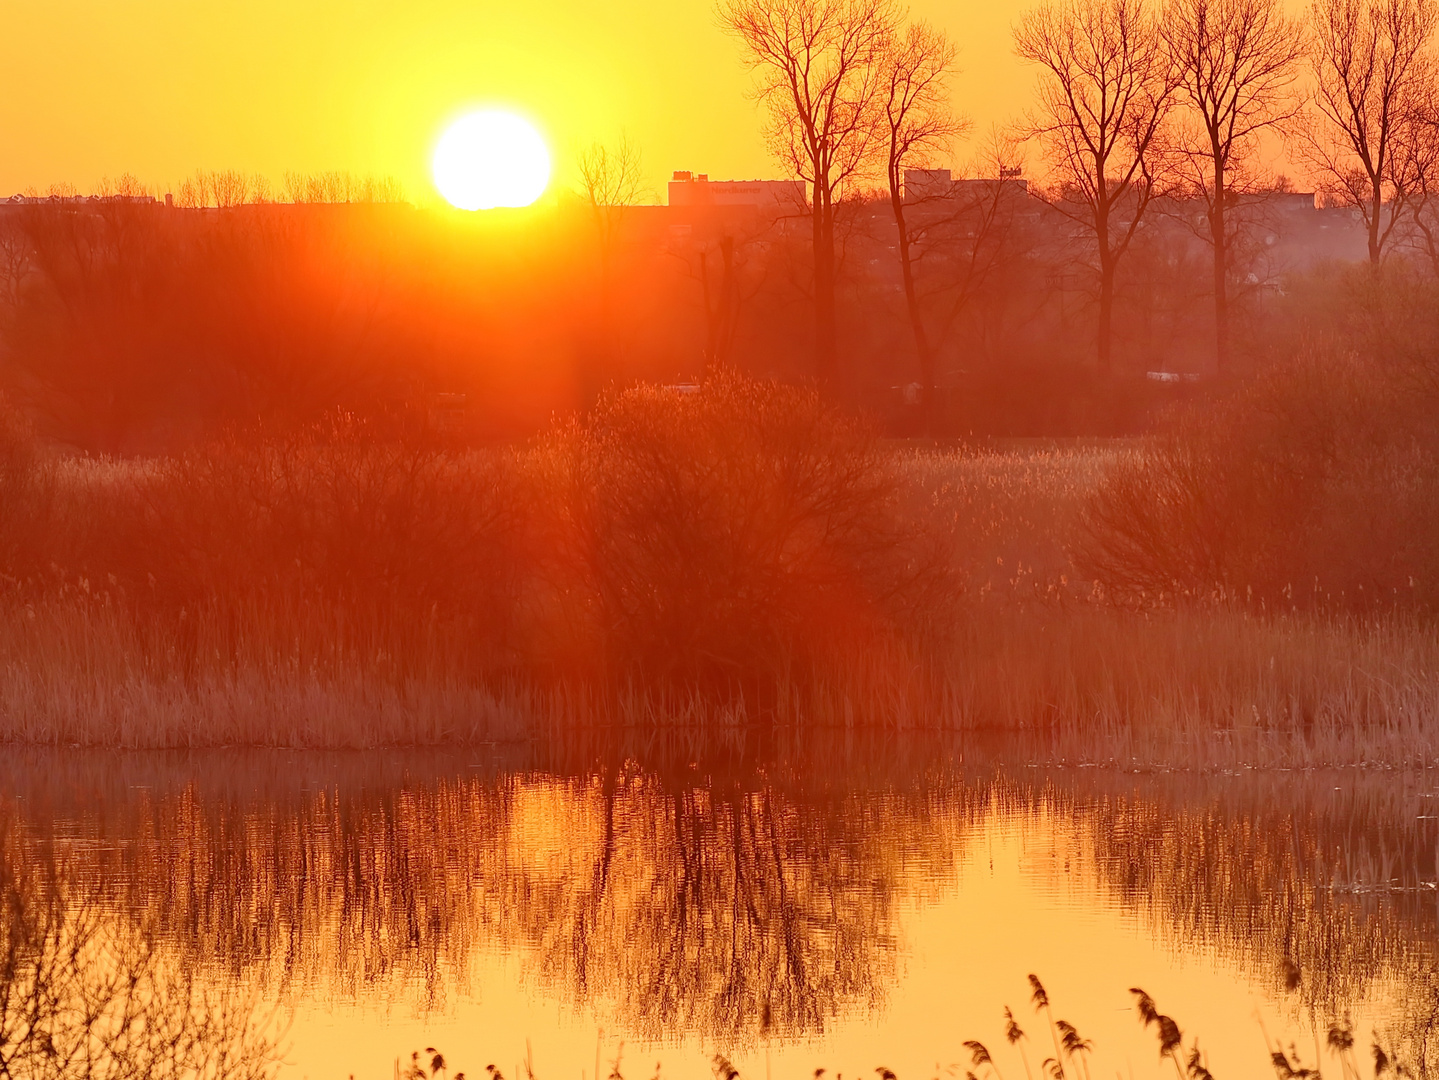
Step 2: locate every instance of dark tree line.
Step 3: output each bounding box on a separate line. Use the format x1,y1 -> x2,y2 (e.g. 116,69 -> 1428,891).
719,0 -> 1439,391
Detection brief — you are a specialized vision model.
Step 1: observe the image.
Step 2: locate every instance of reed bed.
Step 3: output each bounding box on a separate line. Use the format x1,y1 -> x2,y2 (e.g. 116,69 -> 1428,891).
0,377 -> 1434,762
3,566 -> 1438,765
941,604 -> 1439,768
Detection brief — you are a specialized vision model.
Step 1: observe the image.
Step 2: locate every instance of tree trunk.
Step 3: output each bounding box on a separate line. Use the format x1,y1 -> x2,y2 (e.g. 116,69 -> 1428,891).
1211,147 -> 1230,376
889,185 -> 936,433
1369,173 -> 1383,264
1096,196 -> 1114,375
812,180 -> 837,386
700,237 -> 739,375
1097,261 -> 1115,375
700,249 -> 720,373
716,236 -> 737,370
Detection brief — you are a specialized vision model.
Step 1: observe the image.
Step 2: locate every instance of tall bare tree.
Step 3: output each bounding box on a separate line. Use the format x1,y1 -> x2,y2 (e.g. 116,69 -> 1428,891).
877,21 -> 963,427
720,0 -> 899,386
577,138 -> 646,391
1400,84 -> 1439,270
1015,0 -> 1177,373
925,137 -> 1036,358
1305,0 -> 1438,263
1163,0 -> 1304,373
578,138 -> 646,263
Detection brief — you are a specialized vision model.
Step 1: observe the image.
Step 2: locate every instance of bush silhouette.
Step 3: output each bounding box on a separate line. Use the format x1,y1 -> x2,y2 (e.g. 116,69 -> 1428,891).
1079,344 -> 1439,610
539,371 -> 949,688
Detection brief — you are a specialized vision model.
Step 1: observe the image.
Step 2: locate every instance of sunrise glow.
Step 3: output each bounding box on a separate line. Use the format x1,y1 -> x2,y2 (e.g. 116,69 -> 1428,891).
5,4 -> 1434,1080
431,110 -> 551,211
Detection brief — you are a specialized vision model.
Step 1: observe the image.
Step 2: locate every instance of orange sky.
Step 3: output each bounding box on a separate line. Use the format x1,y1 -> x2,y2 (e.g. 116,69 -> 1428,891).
0,0 -> 1034,203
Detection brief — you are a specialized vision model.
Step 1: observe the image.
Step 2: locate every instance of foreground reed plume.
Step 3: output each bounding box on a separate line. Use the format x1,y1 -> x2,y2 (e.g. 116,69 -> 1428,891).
395,971 -> 1422,1080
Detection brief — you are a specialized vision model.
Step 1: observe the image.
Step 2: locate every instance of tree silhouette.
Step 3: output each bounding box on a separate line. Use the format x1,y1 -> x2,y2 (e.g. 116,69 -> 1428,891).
1015,0 -> 1178,374
1162,0 -> 1304,373
876,20 -> 963,430
1303,0 -> 1438,263
720,0 -> 899,389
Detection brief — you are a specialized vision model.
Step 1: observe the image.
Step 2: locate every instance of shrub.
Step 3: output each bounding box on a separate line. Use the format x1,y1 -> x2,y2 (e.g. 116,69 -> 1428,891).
535,371 -> 956,688
1078,344 -> 1439,610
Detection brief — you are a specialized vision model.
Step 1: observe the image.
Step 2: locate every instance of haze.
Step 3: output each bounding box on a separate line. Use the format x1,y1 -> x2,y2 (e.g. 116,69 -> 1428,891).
1,0 -> 1438,1077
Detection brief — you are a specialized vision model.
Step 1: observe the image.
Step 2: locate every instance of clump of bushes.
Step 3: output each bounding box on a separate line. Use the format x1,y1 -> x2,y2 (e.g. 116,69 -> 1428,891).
536,371 -> 956,688
0,372 -> 957,702
1079,265 -> 1439,611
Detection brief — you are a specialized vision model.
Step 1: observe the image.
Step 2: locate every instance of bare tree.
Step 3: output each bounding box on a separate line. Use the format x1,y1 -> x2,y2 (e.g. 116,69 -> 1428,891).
578,137 -> 645,267
95,173 -> 152,200
175,171 -> 281,208
0,218 -> 30,318
279,172 -> 404,205
1015,0 -> 1177,373
691,229 -> 770,373
720,0 -> 899,386
576,138 -> 646,391
1401,85 -> 1439,270
924,136 -> 1037,359
882,133 -> 1033,431
1305,0 -> 1438,264
1163,0 -> 1304,373
877,21 -> 963,427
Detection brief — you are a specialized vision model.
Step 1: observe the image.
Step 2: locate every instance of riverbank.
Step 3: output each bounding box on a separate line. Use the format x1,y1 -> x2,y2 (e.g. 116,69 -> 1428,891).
1,597 -> 1434,766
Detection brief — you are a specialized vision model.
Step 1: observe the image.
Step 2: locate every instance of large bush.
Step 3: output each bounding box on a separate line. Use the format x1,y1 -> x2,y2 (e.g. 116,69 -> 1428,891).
536,372 -> 954,686
1079,267 -> 1439,609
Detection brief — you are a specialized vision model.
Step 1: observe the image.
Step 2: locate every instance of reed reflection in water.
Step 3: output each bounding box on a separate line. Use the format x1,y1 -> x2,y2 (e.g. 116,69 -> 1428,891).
0,748 -> 1436,1079
0,817 -> 282,1080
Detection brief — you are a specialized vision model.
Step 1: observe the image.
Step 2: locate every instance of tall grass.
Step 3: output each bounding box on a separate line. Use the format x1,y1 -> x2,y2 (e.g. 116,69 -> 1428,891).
7,590 -> 1436,761
0,376 -> 1435,759
940,605 -> 1439,767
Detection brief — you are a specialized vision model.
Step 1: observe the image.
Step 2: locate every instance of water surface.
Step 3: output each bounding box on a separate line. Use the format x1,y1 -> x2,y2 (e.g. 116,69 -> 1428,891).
2,738 -> 1436,1080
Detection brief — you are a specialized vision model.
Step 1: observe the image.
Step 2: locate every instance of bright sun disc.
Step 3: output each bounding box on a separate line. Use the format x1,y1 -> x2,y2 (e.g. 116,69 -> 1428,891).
432,110 -> 551,211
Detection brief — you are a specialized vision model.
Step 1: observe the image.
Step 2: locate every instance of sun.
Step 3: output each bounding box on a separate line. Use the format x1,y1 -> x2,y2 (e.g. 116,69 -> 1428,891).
432,110 -> 551,211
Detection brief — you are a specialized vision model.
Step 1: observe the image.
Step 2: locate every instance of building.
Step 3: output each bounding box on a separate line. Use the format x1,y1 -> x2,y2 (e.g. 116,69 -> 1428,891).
902,168 -> 1029,203
1,193 -> 156,206
667,171 -> 806,212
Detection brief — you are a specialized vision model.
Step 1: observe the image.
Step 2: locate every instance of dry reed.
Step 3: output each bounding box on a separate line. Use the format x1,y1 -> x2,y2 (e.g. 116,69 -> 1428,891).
0,382 -> 1433,762
3,570 -> 1437,764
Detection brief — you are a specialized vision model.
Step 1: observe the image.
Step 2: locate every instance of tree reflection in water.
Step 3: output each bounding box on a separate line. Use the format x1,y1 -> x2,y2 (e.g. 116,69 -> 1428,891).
0,748 -> 970,1043
996,767 -> 1439,1071
0,746 -> 1437,1060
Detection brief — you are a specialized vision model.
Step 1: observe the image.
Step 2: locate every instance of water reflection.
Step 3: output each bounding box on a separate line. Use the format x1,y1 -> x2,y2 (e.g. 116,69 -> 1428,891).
1,748 -> 970,1042
0,745 -> 1437,1071
1030,769 -> 1439,1009
0,818 -> 281,1080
